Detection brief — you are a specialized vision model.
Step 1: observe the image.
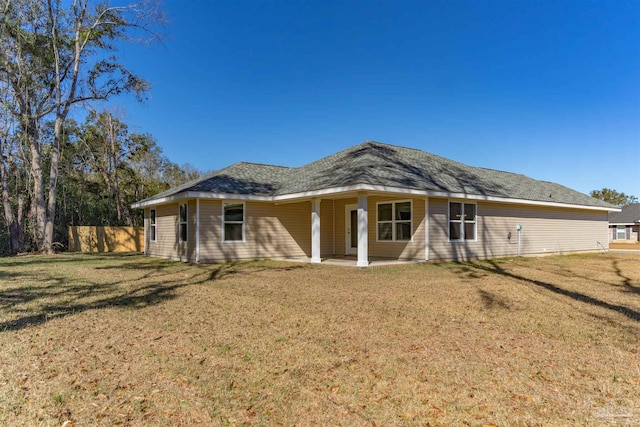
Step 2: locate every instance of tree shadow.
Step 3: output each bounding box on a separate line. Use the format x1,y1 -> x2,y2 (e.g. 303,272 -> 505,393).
0,282 -> 184,331
477,289 -> 511,310
464,260 -> 640,322
0,256 -> 248,332
612,259 -> 639,296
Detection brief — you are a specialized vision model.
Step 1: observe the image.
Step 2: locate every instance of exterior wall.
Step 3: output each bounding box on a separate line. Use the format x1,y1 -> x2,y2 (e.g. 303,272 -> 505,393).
198,200 -> 311,263
187,199 -> 198,260
320,199 -> 335,256
143,195 -> 610,264
333,196 -> 426,260
368,195 -> 426,260
333,198 -> 353,256
144,203 -> 181,260
428,198 -> 610,261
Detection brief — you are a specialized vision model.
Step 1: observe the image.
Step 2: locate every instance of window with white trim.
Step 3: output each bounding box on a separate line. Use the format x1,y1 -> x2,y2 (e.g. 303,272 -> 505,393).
179,203 -> 188,242
223,202 -> 245,242
449,202 -> 476,241
149,209 -> 157,242
377,201 -> 412,241
616,225 -> 626,240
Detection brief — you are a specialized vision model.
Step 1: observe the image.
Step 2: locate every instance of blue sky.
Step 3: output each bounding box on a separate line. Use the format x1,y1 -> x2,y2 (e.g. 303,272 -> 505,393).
115,0 -> 640,198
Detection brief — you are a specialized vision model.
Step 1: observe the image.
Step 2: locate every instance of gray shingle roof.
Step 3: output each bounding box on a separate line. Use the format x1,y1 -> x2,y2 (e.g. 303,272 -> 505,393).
609,203 -> 640,223
134,141 -> 614,209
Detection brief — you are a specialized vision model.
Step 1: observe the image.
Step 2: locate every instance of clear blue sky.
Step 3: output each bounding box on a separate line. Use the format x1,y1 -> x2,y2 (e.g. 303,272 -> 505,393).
115,0 -> 640,198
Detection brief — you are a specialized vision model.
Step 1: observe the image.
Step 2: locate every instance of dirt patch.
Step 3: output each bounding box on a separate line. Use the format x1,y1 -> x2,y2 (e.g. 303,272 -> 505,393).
1,253 -> 639,425
610,242 -> 640,250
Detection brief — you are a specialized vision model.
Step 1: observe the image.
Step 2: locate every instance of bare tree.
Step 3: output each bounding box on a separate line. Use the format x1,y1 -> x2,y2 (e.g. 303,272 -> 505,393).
0,0 -> 163,253
0,90 -> 24,253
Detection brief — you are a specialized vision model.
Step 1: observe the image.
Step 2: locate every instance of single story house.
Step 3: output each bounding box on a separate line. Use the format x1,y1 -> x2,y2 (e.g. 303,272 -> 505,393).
131,141 -> 618,266
609,203 -> 640,242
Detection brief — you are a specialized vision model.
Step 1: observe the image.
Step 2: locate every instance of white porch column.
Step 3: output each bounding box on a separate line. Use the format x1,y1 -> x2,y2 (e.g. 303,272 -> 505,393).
424,197 -> 429,261
357,192 -> 369,267
311,198 -> 321,263
195,199 -> 200,263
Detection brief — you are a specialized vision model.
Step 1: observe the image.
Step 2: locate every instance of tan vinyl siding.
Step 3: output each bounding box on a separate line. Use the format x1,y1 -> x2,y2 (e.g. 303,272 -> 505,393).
146,203 -> 180,260
333,196 -> 425,259
333,198 -> 355,255
320,199 -> 335,256
198,200 -> 222,260
186,199 -> 197,261
368,196 -> 426,260
428,198 -> 609,261
198,200 -> 311,262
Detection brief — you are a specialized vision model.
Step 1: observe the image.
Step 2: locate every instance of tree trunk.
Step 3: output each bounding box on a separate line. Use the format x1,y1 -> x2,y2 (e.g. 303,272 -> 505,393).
23,116 -> 47,252
43,116 -> 63,253
0,156 -> 23,254
105,113 -> 133,227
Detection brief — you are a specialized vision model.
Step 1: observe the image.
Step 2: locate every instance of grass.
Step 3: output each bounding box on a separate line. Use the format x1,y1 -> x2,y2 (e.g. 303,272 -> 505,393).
0,252 -> 639,426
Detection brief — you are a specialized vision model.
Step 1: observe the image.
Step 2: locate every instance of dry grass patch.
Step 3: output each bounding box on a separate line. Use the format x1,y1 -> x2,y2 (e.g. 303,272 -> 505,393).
0,253 -> 639,426
610,242 -> 640,250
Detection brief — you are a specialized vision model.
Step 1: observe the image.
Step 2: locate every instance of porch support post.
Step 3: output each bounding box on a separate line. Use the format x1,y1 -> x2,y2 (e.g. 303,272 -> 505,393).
424,197 -> 429,261
357,192 -> 369,267
195,199 -> 200,263
311,198 -> 321,263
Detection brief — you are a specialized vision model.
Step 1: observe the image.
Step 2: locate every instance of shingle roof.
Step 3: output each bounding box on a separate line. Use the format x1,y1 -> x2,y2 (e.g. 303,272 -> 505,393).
609,203 -> 640,223
134,141 -> 614,209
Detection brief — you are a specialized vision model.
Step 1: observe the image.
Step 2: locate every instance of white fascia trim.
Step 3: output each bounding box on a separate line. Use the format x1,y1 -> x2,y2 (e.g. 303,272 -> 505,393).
131,191 -> 272,208
131,184 -> 619,212
609,223 -> 636,226
276,184 -> 620,212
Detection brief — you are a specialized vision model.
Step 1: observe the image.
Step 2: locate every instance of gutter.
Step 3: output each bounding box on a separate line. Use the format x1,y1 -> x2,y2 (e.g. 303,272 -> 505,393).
131,183 -> 620,213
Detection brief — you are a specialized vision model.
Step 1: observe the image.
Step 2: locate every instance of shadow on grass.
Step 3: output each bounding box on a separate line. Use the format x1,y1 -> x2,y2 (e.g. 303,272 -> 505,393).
465,259 -> 640,322
0,282 -> 185,331
0,255 -> 253,332
612,259 -> 639,296
477,289 -> 511,310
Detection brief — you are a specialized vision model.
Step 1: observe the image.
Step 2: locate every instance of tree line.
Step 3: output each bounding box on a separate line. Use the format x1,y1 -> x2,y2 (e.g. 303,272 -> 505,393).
0,0 -> 201,255
589,188 -> 637,208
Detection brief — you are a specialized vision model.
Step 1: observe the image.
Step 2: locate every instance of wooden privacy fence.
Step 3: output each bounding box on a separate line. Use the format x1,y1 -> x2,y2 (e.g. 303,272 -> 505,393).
68,226 -> 144,253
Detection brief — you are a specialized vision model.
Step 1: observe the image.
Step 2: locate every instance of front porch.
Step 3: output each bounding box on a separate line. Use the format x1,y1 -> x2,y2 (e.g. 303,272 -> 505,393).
308,193 -> 429,267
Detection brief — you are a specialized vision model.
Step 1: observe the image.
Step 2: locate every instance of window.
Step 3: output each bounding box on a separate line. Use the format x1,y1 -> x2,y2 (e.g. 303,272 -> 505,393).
377,201 -> 412,241
449,202 -> 476,241
616,225 -> 626,240
149,209 -> 157,242
179,203 -> 188,242
223,202 -> 244,242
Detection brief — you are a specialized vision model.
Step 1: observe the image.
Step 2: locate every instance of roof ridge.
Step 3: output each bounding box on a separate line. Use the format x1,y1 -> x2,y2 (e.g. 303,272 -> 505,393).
236,161 -> 292,169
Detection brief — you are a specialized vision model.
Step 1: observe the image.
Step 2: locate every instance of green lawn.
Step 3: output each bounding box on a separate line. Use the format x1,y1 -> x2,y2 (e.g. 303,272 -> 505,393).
0,252 -> 638,426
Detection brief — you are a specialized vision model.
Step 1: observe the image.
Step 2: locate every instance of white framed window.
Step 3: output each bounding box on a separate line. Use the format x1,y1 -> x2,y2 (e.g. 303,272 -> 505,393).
149,209 -> 157,242
377,200 -> 412,241
616,225 -> 626,240
449,202 -> 476,241
179,203 -> 188,242
223,202 -> 245,242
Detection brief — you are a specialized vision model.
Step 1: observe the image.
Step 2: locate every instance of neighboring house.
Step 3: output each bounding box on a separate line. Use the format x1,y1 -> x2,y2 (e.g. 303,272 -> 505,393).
131,141 -> 618,266
609,203 -> 640,242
